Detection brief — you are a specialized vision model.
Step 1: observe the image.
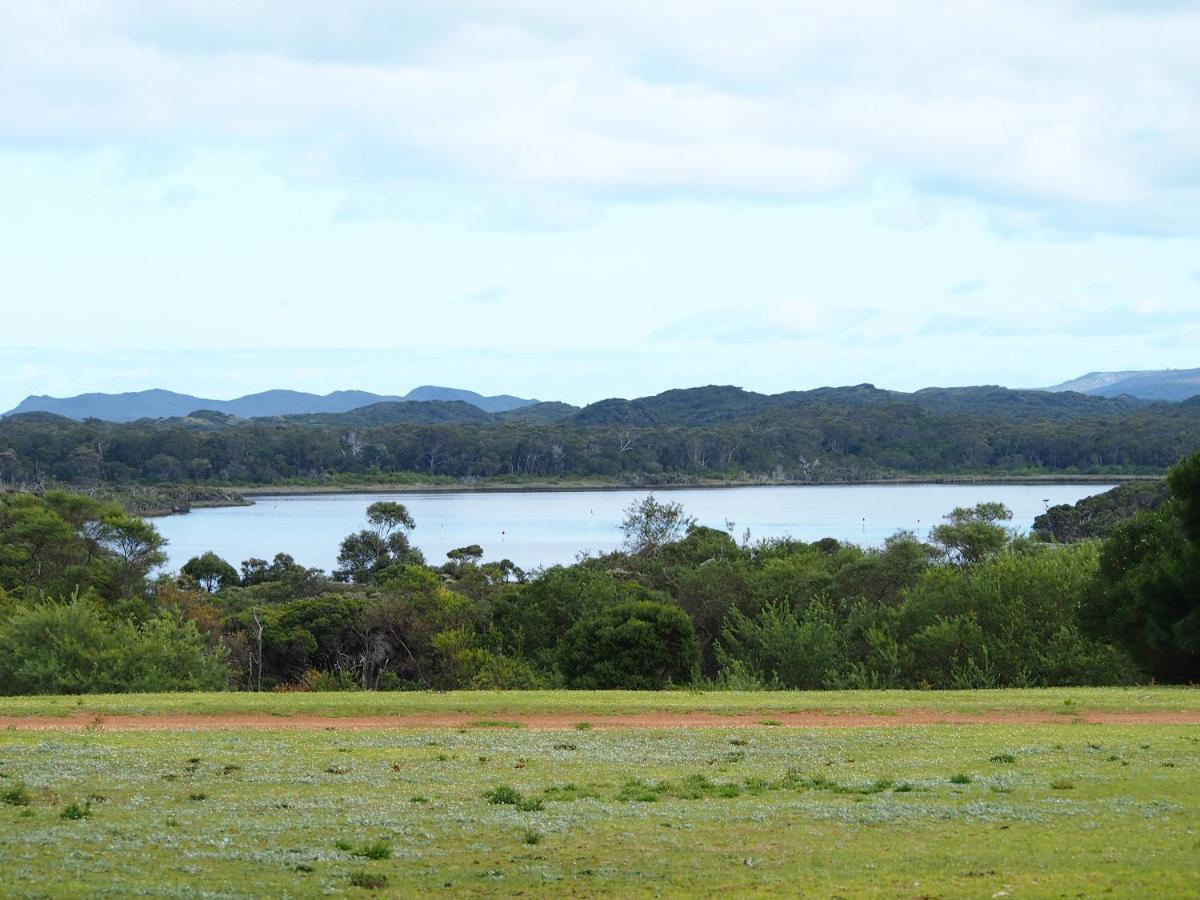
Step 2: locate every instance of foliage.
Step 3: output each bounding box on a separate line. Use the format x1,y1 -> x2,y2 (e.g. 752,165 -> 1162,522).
4,384 -> 1197,492
0,596 -> 230,694
181,552 -> 239,592
558,600 -> 699,689
1033,481 -> 1171,543
619,494 -> 696,555
1082,459 -> 1200,682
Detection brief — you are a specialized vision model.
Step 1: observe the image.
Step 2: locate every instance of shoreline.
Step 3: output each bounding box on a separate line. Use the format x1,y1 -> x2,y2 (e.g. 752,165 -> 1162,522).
234,473 -> 1143,499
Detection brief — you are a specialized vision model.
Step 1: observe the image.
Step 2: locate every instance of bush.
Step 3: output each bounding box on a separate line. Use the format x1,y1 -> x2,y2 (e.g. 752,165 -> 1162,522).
558,600 -> 699,689
0,597 -> 230,695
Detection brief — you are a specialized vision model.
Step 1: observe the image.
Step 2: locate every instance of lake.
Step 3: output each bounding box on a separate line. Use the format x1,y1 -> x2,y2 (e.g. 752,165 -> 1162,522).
152,483 -> 1115,574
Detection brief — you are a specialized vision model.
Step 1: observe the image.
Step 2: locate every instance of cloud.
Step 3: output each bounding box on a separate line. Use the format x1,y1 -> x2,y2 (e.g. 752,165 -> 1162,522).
5,3 -> 1200,232
454,285 -> 506,305
921,303 -> 1196,338
654,302 -> 879,344
947,278 -> 986,297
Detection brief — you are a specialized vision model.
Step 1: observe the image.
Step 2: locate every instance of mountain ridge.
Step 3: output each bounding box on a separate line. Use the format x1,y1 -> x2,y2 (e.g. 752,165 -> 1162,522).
3,386 -> 538,421
1047,368 -> 1200,401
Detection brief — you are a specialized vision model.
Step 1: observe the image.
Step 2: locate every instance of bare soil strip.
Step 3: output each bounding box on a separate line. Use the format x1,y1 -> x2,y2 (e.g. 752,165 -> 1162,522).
2,709 -> 1198,732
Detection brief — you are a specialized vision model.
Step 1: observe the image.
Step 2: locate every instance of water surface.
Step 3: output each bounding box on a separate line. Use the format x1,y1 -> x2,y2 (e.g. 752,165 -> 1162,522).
154,483 -> 1114,573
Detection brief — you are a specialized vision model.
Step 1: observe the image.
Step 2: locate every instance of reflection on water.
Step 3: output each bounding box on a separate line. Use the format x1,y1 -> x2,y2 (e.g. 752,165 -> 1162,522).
154,483 -> 1114,573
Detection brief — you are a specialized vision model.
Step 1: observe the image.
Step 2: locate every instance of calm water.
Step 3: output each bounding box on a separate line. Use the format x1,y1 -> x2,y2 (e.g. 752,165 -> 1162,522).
153,483 -> 1115,573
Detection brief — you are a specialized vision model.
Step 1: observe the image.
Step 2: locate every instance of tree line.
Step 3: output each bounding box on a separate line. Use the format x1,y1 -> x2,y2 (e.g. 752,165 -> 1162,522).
3,386 -> 1200,489
1,453 -> 1197,694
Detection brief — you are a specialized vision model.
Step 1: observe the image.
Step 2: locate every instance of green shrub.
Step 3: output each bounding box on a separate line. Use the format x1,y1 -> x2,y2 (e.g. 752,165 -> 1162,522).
558,600 -> 699,689
1,783 -> 31,806
349,871 -> 388,890
60,800 -> 92,820
353,841 -> 392,860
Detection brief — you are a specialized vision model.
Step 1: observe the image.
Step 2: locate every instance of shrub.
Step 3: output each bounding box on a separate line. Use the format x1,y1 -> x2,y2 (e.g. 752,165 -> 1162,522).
1,783 -> 31,806
353,842 -> 392,861
559,600 -> 699,689
349,871 -> 388,890
60,801 -> 92,820
484,785 -> 543,811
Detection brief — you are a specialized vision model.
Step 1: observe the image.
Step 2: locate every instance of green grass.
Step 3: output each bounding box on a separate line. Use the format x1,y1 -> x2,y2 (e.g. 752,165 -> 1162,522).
0,691 -> 1197,896
2,685 -> 1197,719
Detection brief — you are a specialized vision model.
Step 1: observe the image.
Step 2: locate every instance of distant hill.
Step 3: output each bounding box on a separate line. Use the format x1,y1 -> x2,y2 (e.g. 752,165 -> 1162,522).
569,383 -> 1149,427
2,386 -> 539,421
1047,369 -> 1200,401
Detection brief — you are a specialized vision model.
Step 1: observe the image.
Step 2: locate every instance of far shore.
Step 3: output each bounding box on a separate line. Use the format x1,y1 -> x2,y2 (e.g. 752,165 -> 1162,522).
234,473 -> 1145,498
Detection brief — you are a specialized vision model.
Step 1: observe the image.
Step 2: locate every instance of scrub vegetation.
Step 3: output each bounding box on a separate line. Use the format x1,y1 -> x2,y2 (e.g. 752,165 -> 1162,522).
0,455 -> 1198,695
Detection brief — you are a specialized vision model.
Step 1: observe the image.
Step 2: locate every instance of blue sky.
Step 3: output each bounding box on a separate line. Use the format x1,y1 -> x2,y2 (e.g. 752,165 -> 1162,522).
2,1 -> 1198,410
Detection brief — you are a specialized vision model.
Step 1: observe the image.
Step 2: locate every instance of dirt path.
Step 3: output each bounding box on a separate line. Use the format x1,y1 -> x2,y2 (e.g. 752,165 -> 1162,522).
2,709 -> 1198,732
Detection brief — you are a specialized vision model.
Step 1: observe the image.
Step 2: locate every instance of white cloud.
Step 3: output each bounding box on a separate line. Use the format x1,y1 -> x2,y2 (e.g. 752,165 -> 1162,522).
4,2 -> 1200,231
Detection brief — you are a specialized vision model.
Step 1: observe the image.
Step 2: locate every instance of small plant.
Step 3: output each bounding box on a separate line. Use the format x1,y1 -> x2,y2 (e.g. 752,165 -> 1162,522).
221,765 -> 241,775
349,871 -> 388,890
521,828 -> 542,845
325,765 -> 350,775
472,720 -> 523,729
552,743 -> 577,751
188,792 -> 207,801
574,722 -> 592,731
893,783 -> 916,793
1,783 -> 31,806
729,738 -> 748,747
989,753 -> 1016,763
484,785 -> 543,811
353,841 -> 392,861
485,785 -> 522,805
1050,778 -> 1075,790
295,864 -> 314,873
409,795 -> 429,804
60,800 -> 92,820
335,839 -> 354,852
758,719 -> 782,727
949,774 -> 973,785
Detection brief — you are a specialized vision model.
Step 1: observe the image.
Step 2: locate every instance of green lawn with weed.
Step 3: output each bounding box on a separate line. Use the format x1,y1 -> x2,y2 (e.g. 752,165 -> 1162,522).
0,696 -> 1198,896
2,686 -> 1199,719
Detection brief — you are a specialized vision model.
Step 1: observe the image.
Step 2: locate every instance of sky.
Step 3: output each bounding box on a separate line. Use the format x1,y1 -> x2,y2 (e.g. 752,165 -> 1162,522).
2,1 -> 1199,410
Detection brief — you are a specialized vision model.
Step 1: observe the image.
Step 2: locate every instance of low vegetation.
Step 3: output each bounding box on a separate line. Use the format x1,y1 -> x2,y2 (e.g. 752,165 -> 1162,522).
0,455 -> 1198,695
0,691 -> 1196,895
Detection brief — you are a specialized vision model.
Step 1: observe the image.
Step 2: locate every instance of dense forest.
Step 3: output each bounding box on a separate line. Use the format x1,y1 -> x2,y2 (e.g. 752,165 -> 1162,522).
2,385 -> 1198,490
1,454 -> 1197,695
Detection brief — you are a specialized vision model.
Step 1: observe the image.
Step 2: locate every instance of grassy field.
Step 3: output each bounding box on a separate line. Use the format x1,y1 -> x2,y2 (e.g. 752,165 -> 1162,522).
1,690 -> 1198,897
3,686 -> 1198,719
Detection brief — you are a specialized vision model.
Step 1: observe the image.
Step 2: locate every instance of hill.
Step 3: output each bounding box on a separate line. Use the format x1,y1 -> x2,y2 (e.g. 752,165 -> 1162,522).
1047,369 -> 1200,401
2,386 -> 538,421
3,382 -> 1198,488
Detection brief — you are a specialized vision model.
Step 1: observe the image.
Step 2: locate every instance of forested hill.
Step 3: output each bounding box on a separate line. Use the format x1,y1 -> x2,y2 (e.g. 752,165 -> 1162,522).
0,384 -> 1196,487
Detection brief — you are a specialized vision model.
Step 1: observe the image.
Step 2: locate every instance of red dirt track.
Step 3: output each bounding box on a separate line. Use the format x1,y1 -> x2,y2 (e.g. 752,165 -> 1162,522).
2,709 -> 1198,732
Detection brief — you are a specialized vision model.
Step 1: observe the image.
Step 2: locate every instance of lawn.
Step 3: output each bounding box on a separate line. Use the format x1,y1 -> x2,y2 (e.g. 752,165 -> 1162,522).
0,690 -> 1198,897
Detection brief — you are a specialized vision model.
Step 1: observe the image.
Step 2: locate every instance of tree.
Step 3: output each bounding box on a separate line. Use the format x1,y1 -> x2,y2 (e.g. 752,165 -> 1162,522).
180,552 -> 239,592
930,502 -> 1013,565
447,544 -> 484,565
333,503 -> 424,583
366,501 -> 416,538
95,513 -> 167,597
1081,457 -> 1200,682
558,600 -> 699,689
620,494 -> 696,556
